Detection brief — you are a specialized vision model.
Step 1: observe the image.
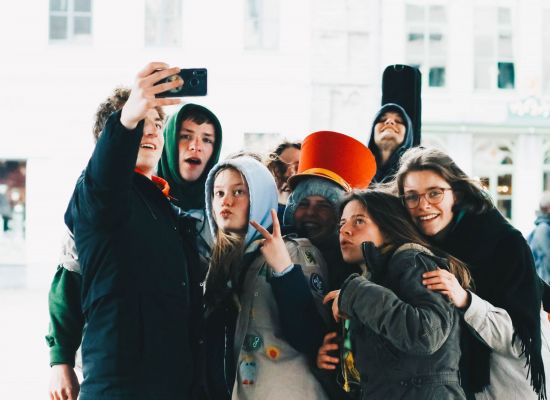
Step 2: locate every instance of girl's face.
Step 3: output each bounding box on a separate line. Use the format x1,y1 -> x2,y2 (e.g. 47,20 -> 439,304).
402,170 -> 456,237
339,199 -> 386,264
212,168 -> 250,234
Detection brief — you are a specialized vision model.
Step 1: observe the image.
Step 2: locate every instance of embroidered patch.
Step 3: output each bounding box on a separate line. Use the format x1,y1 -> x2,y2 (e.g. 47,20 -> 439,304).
310,273 -> 325,294
243,334 -> 263,352
304,249 -> 316,265
239,357 -> 257,386
265,346 -> 281,361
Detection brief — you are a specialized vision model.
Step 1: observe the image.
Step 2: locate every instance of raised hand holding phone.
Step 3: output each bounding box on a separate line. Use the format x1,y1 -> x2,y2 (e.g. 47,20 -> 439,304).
121,62 -> 182,130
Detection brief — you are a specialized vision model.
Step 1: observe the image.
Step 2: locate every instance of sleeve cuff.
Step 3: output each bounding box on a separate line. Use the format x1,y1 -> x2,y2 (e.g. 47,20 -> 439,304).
463,291 -> 488,329
272,263 -> 295,277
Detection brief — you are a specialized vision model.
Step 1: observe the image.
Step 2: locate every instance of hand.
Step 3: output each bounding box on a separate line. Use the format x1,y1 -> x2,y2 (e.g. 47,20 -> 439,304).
316,332 -> 340,370
250,209 -> 292,273
422,268 -> 470,309
49,364 -> 79,400
323,290 -> 344,322
120,62 -> 183,130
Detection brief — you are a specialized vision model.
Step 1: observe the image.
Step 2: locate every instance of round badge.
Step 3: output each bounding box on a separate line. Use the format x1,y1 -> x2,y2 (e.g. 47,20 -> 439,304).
310,273 -> 325,294
243,334 -> 263,352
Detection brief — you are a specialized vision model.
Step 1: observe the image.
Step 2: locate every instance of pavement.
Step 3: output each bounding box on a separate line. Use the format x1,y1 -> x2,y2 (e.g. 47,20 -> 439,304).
0,288 -> 50,398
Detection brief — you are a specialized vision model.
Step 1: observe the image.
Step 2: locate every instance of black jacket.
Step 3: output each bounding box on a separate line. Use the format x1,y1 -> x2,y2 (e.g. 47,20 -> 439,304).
67,112 -> 194,400
339,243 -> 465,400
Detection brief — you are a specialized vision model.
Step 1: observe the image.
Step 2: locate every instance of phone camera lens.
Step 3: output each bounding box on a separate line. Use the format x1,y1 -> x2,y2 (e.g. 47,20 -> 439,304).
190,78 -> 199,87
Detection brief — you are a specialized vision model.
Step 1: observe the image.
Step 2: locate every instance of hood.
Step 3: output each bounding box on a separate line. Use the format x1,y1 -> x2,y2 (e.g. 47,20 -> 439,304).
367,103 -> 414,183
157,103 -> 223,211
283,176 -> 346,227
205,156 -> 278,247
535,213 -> 550,226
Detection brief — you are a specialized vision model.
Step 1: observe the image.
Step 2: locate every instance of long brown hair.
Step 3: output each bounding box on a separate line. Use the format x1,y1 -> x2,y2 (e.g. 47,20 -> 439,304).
204,166 -> 247,309
395,147 -> 493,215
341,190 -> 472,289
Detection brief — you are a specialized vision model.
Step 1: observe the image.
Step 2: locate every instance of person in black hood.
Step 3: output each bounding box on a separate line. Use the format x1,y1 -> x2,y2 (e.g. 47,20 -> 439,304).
67,62 -> 198,399
368,103 -> 414,183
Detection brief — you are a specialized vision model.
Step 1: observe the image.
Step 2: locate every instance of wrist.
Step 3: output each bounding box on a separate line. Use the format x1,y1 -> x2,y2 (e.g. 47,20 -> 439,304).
457,289 -> 471,310
120,110 -> 138,130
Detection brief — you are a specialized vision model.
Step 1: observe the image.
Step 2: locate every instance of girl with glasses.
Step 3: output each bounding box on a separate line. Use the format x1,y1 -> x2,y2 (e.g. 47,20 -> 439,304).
395,147 -> 549,400
320,189 -> 469,399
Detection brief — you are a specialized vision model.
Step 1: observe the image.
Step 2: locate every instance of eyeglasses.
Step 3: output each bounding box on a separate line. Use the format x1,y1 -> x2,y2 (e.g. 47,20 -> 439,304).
401,187 -> 452,209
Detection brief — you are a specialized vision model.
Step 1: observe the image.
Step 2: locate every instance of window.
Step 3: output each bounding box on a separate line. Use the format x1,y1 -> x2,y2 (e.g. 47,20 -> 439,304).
405,4 -> 447,88
49,0 -> 92,43
244,0 -> 279,50
474,7 -> 515,90
474,139 -> 515,220
145,0 -> 182,47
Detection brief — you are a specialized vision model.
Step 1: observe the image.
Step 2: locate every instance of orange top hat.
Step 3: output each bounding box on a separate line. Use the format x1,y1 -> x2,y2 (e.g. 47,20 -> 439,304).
288,131 -> 376,191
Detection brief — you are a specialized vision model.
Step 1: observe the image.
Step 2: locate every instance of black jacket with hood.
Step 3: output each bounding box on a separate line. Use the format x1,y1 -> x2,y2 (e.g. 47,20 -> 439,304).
67,112 -> 195,400
368,103 -> 414,184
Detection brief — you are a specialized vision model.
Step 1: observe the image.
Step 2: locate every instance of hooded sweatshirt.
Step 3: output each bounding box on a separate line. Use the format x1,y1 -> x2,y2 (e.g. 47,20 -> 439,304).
158,103 -> 223,211
368,103 -> 414,184
203,157 -> 329,400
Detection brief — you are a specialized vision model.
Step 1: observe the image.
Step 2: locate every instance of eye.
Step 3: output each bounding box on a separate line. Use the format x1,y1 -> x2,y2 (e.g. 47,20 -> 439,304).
203,137 -> 214,144
297,201 -> 308,208
156,123 -> 163,129
404,193 -> 419,202
180,134 -> 191,141
353,218 -> 365,226
428,189 -> 443,199
233,189 -> 245,196
214,190 -> 224,197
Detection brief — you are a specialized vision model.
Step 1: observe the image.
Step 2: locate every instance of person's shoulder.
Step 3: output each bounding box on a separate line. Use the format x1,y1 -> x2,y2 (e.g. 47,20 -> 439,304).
388,243 -> 442,273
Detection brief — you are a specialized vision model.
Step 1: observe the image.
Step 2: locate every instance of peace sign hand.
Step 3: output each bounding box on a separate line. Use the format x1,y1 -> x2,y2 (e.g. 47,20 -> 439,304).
250,209 -> 292,273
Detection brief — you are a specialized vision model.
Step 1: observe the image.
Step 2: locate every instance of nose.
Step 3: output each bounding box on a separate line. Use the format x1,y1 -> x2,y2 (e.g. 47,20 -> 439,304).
188,137 -> 202,152
285,163 -> 298,178
384,117 -> 395,126
221,193 -> 233,206
339,221 -> 351,236
417,194 -> 432,209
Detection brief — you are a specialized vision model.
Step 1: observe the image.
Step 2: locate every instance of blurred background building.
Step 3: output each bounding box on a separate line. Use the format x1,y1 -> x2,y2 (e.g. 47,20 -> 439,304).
0,0 -> 548,286
0,0 -> 548,397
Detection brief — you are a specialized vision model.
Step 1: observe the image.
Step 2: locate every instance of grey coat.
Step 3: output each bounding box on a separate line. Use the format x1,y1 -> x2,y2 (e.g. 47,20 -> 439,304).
339,243 -> 466,400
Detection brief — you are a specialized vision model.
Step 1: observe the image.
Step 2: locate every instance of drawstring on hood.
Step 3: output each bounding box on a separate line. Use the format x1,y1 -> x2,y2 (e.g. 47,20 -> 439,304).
157,103 -> 223,211
368,103 -> 414,183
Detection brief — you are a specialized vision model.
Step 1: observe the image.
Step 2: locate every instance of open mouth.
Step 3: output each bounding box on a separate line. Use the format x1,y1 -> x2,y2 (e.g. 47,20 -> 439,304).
185,157 -> 201,165
140,143 -> 156,150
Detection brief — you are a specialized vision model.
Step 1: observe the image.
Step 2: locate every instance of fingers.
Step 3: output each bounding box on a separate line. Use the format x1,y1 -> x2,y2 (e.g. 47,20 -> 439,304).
142,66 -> 180,86
136,62 -> 170,78
270,209 -> 281,237
317,354 -> 339,369
149,76 -> 184,96
323,290 -> 339,304
323,331 -> 338,343
250,220 -> 271,239
425,283 -> 450,291
422,276 -> 444,286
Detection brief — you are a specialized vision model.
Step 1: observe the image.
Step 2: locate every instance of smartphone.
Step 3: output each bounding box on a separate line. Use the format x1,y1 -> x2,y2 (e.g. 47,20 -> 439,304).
155,68 -> 207,97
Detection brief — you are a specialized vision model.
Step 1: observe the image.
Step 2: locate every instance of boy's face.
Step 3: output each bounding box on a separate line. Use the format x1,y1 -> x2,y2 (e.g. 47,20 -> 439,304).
136,108 -> 164,177
178,119 -> 216,182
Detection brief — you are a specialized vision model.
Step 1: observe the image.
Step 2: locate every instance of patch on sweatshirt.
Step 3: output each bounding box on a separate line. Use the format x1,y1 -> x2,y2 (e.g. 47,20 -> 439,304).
239,356 -> 257,386
265,345 -> 281,361
310,273 -> 325,294
243,334 -> 263,352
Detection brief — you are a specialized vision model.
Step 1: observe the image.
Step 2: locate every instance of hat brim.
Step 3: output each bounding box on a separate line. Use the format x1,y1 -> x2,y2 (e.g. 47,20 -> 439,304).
288,171 -> 351,192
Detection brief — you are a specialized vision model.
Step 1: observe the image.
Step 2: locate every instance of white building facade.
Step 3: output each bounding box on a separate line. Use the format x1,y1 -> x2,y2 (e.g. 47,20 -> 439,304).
0,0 -> 548,287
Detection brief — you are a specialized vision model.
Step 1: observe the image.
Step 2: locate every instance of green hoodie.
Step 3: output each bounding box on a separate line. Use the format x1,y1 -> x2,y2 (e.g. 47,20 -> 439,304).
157,103 -> 223,210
